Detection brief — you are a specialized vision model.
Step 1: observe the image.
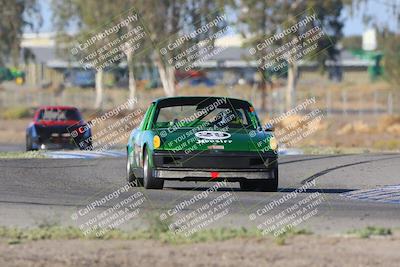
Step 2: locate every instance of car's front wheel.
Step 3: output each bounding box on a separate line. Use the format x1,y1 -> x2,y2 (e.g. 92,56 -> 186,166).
126,155 -> 143,187
257,168 -> 278,192
143,150 -> 164,190
239,180 -> 258,191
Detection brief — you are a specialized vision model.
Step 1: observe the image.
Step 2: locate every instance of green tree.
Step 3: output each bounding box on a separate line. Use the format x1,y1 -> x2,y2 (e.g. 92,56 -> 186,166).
52,0 -> 146,109
341,35 -> 362,50
350,0 -> 400,87
0,0 -> 41,66
53,0 -> 225,104
237,0 -> 343,110
379,29 -> 400,87
139,0 -> 225,96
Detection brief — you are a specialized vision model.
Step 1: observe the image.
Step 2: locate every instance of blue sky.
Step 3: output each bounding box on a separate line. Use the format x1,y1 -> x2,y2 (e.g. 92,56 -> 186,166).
341,0 -> 400,35
28,0 -> 399,36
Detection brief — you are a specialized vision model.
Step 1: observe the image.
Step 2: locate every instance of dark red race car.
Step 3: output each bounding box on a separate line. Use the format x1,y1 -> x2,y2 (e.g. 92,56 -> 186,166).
25,106 -> 92,151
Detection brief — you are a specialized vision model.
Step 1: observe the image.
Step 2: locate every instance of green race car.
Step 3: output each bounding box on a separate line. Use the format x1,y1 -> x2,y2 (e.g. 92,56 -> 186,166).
126,96 -> 278,191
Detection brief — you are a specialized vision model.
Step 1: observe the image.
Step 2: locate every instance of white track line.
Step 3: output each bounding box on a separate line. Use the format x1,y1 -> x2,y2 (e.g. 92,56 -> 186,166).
341,185 -> 400,204
44,150 -> 125,159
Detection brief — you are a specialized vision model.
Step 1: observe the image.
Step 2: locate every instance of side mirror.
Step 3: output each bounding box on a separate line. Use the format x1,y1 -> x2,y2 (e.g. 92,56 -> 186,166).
264,123 -> 274,132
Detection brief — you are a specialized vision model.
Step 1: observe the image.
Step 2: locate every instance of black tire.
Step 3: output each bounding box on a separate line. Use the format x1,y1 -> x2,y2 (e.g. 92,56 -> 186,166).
126,155 -> 143,187
239,180 -> 258,191
26,135 -> 34,151
79,141 -> 93,151
143,150 -> 164,189
126,156 -> 135,183
240,168 -> 278,192
257,168 -> 279,192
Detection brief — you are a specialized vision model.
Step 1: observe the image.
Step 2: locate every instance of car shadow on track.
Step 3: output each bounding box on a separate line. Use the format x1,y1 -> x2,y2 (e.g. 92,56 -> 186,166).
165,186 -> 242,192
166,187 -> 355,194
278,188 -> 355,194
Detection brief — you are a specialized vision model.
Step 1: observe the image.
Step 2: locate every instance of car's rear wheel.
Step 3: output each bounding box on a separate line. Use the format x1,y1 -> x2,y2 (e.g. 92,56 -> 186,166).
143,150 -> 164,190
240,168 -> 278,192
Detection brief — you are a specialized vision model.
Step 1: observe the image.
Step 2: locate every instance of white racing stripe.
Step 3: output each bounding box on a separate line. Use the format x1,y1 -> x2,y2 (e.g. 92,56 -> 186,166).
44,150 -> 125,159
341,184 -> 400,204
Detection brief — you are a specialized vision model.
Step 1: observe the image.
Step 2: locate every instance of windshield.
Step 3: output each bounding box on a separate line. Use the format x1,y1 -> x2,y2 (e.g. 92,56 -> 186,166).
153,98 -> 260,130
37,108 -> 82,121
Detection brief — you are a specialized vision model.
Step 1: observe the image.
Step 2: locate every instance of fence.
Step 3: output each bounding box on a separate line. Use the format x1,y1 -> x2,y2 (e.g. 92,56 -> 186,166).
0,87 -> 399,117
0,90 -> 153,110
246,88 -> 400,117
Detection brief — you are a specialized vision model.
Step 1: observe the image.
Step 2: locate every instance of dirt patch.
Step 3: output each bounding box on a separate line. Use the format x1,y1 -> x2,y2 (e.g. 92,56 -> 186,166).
0,119 -> 29,144
1,234 -> 400,267
276,115 -> 400,151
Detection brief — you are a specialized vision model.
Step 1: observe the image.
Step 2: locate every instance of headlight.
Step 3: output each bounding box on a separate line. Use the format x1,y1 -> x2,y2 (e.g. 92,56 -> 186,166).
153,135 -> 161,149
269,136 -> 278,150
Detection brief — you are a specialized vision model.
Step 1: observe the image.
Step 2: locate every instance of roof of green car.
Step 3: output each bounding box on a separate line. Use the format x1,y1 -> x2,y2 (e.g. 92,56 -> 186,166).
152,96 -> 253,105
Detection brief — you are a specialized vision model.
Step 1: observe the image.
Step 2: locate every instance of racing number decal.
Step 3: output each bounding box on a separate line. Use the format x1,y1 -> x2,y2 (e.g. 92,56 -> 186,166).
195,131 -> 231,140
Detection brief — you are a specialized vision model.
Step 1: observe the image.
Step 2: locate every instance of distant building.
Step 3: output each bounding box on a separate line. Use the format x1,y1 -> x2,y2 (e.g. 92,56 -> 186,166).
20,33 -> 373,87
21,33 -> 65,87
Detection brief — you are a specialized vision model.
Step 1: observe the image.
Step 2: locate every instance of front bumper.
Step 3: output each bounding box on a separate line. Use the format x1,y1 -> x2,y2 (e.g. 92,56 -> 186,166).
153,169 -> 275,180
152,150 -> 277,181
38,142 -> 76,150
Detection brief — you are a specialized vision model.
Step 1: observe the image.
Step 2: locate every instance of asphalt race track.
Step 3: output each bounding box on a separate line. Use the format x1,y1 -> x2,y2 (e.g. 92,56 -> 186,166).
0,153 -> 399,234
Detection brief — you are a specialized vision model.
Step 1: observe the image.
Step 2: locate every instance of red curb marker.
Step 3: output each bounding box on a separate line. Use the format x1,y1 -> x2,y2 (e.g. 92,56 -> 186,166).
211,171 -> 219,179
